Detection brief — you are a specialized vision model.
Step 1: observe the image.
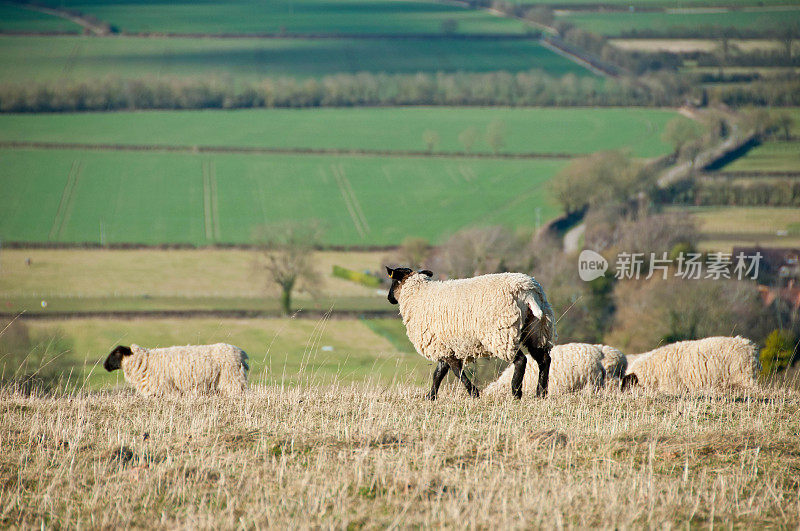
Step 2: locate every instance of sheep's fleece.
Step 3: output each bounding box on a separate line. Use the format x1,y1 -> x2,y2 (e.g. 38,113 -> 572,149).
595,344 -> 627,380
484,343 -> 605,396
394,272 -> 556,363
626,336 -> 761,392
120,343 -> 248,396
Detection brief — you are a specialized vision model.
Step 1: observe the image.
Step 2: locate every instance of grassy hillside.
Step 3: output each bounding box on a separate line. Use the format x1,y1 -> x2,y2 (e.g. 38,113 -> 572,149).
0,108 -> 686,157
18,317 -> 427,388
665,206 -> 800,251
2,384 -> 798,527
556,9 -> 800,36
0,148 -> 564,246
722,142 -> 800,173
0,248 -> 389,314
0,35 -> 591,82
0,4 -> 81,33
0,249 -> 383,299
34,0 -> 529,35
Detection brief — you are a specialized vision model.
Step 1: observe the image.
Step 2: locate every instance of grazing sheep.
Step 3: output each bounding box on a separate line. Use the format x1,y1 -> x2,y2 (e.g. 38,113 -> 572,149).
385,267 -> 556,400
484,343 -> 606,397
621,336 -> 761,393
104,343 -> 249,397
595,344 -> 627,383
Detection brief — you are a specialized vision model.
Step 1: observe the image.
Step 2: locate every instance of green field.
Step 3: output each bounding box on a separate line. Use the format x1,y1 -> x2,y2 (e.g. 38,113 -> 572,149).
511,0 -> 796,5
18,317 -> 428,388
33,0 -> 528,35
0,148 -> 565,246
0,35 -> 591,82
0,4 -> 81,33
665,206 -> 800,251
0,108 -> 685,157
556,8 -> 800,36
722,142 -> 800,173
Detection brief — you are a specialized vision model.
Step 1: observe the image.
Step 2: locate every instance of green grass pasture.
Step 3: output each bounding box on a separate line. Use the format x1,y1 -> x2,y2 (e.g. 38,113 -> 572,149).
0,35 -> 589,82
0,4 -> 81,33
722,142 -> 800,173
35,0 -> 528,35
0,108 -> 685,157
22,317 -> 428,388
556,9 -> 800,37
0,148 -> 565,246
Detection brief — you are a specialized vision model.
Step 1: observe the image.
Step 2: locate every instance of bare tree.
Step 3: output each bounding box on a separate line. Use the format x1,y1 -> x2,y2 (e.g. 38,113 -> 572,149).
775,112 -> 794,141
254,222 -> 321,315
422,130 -> 440,153
397,237 -> 432,269
662,117 -> 701,157
486,120 -> 506,155
431,226 -> 518,278
458,126 -> 479,153
548,150 -> 647,215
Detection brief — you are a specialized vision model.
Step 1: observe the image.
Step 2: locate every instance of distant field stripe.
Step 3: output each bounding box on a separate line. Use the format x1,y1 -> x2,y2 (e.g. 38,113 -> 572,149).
49,160 -> 81,241
210,162 -> 221,240
340,170 -> 370,234
0,141 -> 576,160
202,161 -> 214,242
331,165 -> 365,239
57,161 -> 82,240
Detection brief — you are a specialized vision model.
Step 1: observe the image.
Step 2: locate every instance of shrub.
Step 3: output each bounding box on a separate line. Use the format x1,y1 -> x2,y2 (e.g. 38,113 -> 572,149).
332,265 -> 382,288
760,329 -> 798,377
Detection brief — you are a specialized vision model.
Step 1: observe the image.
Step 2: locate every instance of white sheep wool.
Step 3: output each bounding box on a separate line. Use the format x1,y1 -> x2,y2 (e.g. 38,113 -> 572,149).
121,343 -> 249,397
626,336 -> 761,392
485,343 -> 606,396
394,272 -> 556,363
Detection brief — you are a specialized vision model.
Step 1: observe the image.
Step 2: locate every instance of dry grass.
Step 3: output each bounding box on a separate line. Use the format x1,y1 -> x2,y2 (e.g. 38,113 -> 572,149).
610,38 -> 800,54
1,383 -> 799,528
0,249 -> 384,299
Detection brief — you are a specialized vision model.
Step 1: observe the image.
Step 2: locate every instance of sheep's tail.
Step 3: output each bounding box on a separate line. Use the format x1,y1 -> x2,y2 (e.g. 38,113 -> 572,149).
218,347 -> 249,396
523,280 -> 557,349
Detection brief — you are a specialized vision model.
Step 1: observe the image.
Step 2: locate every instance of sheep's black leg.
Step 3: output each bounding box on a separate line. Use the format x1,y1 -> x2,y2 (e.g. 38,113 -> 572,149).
446,358 -> 480,398
427,361 -> 450,400
527,344 -> 552,398
510,350 -> 527,400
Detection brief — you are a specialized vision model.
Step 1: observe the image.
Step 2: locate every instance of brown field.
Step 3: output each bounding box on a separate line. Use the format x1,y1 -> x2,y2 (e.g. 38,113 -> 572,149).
610,38 -> 800,54
0,248 -> 384,299
664,206 -> 800,252
1,383 -> 799,527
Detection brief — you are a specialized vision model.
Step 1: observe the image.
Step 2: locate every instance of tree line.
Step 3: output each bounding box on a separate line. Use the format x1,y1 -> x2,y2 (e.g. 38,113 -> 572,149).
0,71 -> 674,112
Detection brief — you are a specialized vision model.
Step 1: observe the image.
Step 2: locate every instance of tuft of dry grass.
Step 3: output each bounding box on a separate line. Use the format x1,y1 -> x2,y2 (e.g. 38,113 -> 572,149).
1,383 -> 799,528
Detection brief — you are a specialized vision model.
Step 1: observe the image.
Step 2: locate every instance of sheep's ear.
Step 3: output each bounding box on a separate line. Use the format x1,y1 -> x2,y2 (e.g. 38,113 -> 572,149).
419,269 -> 433,277
385,266 -> 394,277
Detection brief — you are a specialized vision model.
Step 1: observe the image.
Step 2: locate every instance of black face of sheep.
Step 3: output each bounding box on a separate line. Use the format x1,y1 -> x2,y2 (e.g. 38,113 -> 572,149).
621,373 -> 639,391
104,345 -> 133,372
385,266 -> 432,304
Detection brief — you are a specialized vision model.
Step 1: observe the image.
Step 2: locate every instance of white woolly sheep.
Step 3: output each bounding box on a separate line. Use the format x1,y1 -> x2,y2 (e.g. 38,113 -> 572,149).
621,336 -> 761,393
104,343 -> 249,397
595,344 -> 627,383
385,266 -> 556,400
484,343 -> 606,397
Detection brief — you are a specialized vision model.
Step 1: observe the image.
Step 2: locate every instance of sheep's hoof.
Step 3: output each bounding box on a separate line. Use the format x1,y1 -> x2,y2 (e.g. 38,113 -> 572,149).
425,392 -> 437,401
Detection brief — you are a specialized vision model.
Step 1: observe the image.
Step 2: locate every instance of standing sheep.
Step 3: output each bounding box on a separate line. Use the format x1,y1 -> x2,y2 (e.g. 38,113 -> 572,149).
385,267 -> 556,400
484,343 -> 606,397
104,343 -> 249,397
621,336 -> 761,393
